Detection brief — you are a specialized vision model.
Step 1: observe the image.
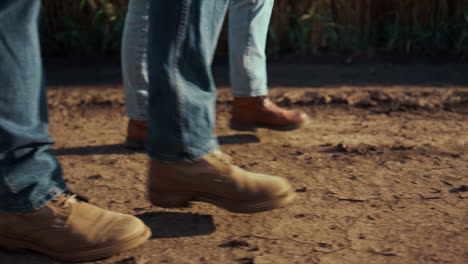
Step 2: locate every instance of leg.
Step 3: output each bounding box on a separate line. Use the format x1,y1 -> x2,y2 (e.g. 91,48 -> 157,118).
122,0 -> 150,122
123,0 -> 305,150
228,0 -> 309,130
229,0 -> 273,97
0,0 -> 66,213
121,0 -> 150,148
147,0 -> 229,162
0,1 -> 150,261
146,0 -> 295,213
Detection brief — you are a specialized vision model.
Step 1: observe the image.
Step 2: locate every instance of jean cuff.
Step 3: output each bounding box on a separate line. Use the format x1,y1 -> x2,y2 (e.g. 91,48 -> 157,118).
126,111 -> 148,121
232,89 -> 268,97
147,138 -> 220,162
0,184 -> 67,213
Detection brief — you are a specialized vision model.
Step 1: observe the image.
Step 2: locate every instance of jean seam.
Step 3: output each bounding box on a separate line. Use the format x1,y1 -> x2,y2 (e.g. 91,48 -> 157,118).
122,33 -> 141,118
244,3 -> 255,89
133,20 -> 149,118
172,0 -> 191,155
135,17 -> 148,92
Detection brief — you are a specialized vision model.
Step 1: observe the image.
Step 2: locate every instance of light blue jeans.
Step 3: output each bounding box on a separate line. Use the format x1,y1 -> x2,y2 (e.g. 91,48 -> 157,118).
0,0 -> 240,213
122,0 -> 274,120
146,0 -> 232,162
0,0 -> 67,213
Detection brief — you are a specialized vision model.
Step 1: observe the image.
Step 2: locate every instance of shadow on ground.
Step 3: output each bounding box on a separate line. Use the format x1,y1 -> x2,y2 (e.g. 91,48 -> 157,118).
53,134 -> 260,156
137,211 -> 215,239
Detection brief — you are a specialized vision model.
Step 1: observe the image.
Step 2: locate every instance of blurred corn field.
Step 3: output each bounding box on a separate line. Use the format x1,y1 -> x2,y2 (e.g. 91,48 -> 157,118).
41,0 -> 127,56
41,0 -> 468,58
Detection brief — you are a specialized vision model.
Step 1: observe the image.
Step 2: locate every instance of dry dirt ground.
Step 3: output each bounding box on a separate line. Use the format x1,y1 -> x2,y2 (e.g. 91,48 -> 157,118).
0,61 -> 467,264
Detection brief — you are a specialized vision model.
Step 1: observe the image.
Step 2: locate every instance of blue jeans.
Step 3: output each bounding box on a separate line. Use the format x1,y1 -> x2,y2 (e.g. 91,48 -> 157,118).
122,0 -> 274,120
0,0 -> 233,212
146,0 -> 232,162
0,0 -> 66,213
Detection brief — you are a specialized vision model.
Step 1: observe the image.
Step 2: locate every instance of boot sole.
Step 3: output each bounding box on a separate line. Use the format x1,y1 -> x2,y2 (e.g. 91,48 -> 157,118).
150,190 -> 295,214
0,226 -> 151,262
229,120 -> 304,132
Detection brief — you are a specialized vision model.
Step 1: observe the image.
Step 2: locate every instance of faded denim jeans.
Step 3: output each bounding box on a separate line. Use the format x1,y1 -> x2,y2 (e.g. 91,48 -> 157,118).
122,0 -> 274,120
0,0 -> 235,213
0,0 -> 66,213
146,0 -> 234,162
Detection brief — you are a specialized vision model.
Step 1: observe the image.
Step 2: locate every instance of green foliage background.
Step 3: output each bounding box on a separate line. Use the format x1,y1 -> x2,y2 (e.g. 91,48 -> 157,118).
40,0 -> 468,58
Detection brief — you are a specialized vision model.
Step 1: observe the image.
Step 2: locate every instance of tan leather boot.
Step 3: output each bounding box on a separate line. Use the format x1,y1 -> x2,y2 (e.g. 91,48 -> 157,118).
0,193 -> 151,262
148,151 -> 295,213
124,119 -> 148,149
231,96 -> 309,130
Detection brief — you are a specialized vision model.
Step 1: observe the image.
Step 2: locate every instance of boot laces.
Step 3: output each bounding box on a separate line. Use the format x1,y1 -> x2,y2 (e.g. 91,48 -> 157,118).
62,193 -> 78,208
54,192 -> 89,208
211,150 -> 234,164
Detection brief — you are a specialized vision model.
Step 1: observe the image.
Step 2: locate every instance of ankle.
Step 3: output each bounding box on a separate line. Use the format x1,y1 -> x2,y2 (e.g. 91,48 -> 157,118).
129,119 -> 148,128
